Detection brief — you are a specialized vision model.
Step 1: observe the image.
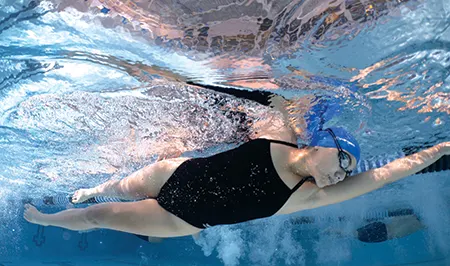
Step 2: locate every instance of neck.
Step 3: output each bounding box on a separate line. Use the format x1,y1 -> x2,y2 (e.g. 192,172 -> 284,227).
290,147 -> 314,178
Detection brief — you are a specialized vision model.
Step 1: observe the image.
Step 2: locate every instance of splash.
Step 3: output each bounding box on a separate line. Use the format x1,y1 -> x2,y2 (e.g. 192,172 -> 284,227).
195,217 -> 306,266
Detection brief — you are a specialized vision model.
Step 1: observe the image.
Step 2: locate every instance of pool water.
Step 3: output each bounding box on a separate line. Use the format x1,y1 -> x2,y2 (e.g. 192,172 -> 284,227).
0,0 -> 449,265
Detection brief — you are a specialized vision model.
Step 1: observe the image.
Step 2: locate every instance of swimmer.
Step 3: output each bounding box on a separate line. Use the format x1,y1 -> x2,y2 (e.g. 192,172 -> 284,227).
23,98 -> 450,238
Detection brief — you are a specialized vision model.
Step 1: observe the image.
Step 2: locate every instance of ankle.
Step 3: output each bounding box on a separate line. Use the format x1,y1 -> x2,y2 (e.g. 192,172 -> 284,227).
36,214 -> 50,227
90,187 -> 100,196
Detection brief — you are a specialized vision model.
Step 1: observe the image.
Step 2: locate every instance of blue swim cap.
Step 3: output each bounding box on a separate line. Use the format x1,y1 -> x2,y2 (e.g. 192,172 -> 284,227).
309,127 -> 361,163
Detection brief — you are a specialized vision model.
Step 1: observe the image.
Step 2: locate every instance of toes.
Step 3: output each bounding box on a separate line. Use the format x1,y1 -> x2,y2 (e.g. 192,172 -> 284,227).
72,188 -> 96,204
72,190 -> 81,200
72,189 -> 87,203
23,204 -> 36,222
23,204 -> 46,225
24,203 -> 35,212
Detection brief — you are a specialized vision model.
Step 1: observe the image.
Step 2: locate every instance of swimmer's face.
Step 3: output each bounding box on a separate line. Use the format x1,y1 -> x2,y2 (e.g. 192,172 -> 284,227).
308,147 -> 357,188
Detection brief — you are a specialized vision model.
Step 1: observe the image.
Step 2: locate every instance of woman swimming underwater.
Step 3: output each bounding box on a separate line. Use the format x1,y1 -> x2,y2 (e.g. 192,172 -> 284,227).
23,93 -> 450,238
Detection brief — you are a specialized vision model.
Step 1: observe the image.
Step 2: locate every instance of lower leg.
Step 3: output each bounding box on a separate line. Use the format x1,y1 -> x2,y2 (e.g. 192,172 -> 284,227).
71,180 -> 133,204
24,199 -> 195,237
72,164 -> 160,203
91,179 -> 139,200
24,204 -> 94,231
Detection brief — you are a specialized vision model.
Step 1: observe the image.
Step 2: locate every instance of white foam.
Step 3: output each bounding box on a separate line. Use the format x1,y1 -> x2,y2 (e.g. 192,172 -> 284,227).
194,217 -> 306,265
194,226 -> 244,266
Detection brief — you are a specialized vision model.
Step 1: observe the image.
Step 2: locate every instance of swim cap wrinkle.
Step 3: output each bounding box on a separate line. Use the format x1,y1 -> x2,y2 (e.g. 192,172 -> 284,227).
310,127 -> 361,163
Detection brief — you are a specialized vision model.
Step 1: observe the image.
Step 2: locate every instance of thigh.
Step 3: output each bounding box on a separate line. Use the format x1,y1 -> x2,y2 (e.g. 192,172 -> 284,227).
85,199 -> 201,237
120,157 -> 190,198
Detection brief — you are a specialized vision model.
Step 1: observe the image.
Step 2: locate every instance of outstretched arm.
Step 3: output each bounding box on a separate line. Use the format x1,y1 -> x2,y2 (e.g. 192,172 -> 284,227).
307,142 -> 450,209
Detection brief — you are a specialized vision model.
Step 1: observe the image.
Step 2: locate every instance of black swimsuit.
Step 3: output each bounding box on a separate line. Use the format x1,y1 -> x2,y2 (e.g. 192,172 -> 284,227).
156,139 -> 310,229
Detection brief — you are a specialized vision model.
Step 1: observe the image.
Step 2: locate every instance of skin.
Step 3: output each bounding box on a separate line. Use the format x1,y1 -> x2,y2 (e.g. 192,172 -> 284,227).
23,97 -> 450,238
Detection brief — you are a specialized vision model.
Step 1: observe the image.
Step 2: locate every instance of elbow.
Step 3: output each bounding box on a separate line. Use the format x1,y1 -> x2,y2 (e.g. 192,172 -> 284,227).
371,168 -> 391,187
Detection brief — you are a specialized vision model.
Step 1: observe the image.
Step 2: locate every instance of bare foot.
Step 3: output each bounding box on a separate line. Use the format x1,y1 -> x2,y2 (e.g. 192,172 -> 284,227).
23,204 -> 48,226
71,188 -> 95,204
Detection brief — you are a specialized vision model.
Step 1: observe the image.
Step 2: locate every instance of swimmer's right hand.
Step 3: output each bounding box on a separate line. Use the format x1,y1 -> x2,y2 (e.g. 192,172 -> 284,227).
437,142 -> 450,155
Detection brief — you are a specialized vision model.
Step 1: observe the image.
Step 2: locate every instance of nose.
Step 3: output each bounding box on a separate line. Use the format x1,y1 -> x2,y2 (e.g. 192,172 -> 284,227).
334,171 -> 346,182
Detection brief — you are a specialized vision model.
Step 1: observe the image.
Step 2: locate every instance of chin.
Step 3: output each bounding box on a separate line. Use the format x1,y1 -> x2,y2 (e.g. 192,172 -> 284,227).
316,178 -> 333,188
315,180 -> 328,188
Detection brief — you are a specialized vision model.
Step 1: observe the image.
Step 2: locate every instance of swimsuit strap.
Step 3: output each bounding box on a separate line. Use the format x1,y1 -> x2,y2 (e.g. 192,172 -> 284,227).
264,138 -> 311,194
290,176 -> 313,194
265,139 -> 311,193
266,139 -> 298,148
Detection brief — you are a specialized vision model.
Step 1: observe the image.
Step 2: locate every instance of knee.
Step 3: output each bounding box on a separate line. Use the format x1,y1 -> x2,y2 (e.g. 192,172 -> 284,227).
84,207 -> 105,226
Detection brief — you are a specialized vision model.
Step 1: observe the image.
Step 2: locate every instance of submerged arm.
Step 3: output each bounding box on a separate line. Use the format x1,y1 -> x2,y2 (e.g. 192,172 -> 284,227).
187,82 -> 314,143
307,142 -> 450,209
187,82 -> 297,142
254,94 -> 298,143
